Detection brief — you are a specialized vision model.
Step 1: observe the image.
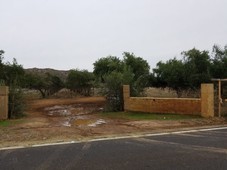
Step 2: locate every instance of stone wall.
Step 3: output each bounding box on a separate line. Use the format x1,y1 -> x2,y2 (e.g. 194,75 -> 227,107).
123,84 -> 214,117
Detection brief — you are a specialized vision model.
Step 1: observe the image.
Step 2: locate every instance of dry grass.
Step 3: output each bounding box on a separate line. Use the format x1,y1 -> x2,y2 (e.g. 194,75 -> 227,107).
142,87 -> 200,98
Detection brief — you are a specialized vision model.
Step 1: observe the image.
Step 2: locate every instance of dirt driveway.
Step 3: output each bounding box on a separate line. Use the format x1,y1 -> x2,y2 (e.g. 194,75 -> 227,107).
0,97 -> 226,148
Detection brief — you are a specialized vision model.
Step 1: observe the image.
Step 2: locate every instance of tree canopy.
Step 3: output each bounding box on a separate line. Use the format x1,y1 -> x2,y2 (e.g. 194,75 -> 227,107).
123,52 -> 150,80
66,69 -> 95,96
210,45 -> 227,78
152,48 -> 212,96
153,58 -> 186,96
93,52 -> 150,111
24,73 -> 64,98
93,56 -> 123,82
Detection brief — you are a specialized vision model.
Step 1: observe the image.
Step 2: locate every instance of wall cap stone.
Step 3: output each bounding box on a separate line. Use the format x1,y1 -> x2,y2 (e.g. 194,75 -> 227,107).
130,97 -> 201,101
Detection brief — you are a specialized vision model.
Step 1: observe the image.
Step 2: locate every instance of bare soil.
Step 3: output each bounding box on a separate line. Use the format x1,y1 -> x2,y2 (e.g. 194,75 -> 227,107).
0,97 -> 227,148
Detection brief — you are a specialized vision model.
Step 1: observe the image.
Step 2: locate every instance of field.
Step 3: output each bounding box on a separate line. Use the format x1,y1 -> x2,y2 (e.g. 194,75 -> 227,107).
0,96 -> 227,148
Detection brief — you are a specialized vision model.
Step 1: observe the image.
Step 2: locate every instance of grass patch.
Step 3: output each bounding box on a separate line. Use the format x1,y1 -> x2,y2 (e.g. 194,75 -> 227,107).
99,111 -> 201,120
0,120 -> 11,127
0,119 -> 24,127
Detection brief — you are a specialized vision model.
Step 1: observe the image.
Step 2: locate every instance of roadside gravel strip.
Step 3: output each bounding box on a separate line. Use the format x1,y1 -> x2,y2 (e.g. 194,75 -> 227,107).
1,125 -> 227,151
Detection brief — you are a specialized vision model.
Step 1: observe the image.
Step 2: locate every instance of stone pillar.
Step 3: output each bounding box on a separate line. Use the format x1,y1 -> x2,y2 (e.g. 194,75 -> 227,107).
0,86 -> 9,120
123,85 -> 130,111
201,84 -> 214,118
123,85 -> 130,100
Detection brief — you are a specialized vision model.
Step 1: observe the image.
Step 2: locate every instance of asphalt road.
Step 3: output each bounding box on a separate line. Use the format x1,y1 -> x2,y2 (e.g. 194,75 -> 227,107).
1,127 -> 227,170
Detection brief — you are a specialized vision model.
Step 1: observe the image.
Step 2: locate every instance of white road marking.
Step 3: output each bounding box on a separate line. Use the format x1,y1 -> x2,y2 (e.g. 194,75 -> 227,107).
174,133 -> 205,138
133,137 -> 227,154
1,126 -> 227,151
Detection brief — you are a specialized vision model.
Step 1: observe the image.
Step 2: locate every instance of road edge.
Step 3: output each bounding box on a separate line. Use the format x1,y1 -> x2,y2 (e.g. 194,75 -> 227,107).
1,125 -> 227,151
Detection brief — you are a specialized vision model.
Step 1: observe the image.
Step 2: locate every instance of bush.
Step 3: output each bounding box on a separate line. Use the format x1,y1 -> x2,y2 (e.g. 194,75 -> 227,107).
0,50 -> 25,118
8,87 -> 25,118
104,72 -> 124,111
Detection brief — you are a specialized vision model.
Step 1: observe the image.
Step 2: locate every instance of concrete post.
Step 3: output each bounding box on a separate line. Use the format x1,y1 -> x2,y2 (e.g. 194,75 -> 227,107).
201,84 -> 214,118
0,86 -> 9,120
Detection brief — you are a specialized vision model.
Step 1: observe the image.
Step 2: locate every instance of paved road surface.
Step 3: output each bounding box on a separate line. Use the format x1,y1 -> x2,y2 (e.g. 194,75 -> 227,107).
1,127 -> 227,170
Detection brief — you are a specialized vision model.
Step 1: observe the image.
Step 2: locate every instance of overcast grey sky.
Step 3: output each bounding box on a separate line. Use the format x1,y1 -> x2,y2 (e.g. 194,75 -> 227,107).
1,0 -> 227,71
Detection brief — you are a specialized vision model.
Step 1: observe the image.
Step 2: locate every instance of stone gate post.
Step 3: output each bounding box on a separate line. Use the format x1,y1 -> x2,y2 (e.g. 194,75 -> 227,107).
0,86 -> 9,120
201,84 -> 214,118
123,85 -> 130,111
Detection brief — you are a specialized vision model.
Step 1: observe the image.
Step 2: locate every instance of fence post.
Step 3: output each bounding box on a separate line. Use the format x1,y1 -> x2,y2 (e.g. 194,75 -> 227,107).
201,84 -> 214,118
0,86 -> 9,120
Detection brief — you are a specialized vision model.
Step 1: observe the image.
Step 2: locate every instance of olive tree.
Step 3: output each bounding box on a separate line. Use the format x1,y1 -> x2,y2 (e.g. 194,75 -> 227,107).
24,73 -> 64,98
66,69 -> 95,96
93,52 -> 150,111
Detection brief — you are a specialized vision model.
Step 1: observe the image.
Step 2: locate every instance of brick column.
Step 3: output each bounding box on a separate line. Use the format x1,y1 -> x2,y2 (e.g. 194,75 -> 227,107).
201,84 -> 214,118
123,85 -> 130,111
0,86 -> 9,120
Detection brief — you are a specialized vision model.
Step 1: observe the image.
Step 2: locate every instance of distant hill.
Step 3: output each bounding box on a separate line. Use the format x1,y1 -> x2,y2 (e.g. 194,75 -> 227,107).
25,68 -> 69,81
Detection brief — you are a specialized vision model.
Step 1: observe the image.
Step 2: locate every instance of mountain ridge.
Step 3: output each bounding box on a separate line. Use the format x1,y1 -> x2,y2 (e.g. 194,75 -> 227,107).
25,68 -> 70,81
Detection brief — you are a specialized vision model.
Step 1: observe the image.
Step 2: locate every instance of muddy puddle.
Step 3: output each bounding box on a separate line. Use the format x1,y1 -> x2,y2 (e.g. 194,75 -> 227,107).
44,104 -> 106,127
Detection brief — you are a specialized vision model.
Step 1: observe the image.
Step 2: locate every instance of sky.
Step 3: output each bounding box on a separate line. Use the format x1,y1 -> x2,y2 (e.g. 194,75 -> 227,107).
0,0 -> 227,71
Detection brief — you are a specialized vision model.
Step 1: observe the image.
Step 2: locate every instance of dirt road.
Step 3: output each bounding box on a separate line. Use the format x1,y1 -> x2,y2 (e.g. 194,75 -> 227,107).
0,97 -> 226,148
